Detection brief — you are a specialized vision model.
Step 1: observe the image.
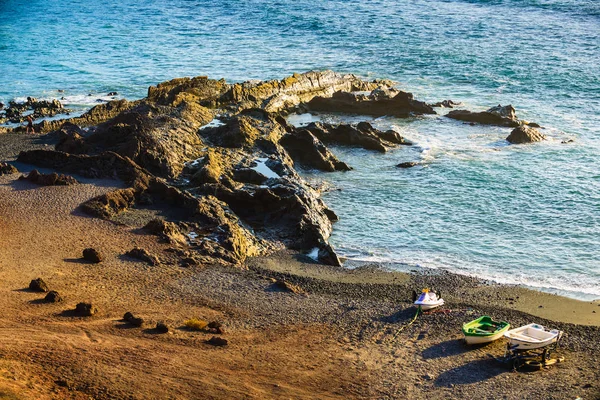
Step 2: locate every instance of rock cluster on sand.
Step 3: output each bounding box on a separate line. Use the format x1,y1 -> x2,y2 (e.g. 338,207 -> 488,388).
0,162 -> 17,175
18,169 -> 78,186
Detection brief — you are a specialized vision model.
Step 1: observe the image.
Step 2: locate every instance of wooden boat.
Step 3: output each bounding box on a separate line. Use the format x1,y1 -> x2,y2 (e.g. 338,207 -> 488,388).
504,323 -> 563,350
462,316 -> 510,345
413,289 -> 444,310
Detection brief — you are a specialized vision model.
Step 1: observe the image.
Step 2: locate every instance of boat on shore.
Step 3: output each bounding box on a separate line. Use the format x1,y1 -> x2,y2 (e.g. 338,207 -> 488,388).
413,289 -> 444,310
462,316 -> 510,345
504,323 -> 563,350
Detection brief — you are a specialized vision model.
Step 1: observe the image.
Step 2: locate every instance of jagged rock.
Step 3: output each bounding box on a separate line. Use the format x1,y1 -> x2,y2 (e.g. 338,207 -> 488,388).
44,291 -> 63,303
232,168 -> 268,184
317,242 -> 342,267
74,302 -> 97,317
223,70 -> 384,113
155,322 -> 170,333
3,97 -> 67,124
81,188 -> 138,219
274,279 -> 305,294
446,105 -> 520,127
280,129 -> 351,172
506,125 -> 546,144
125,247 -> 159,266
144,219 -> 188,245
303,122 -> 408,152
397,162 -> 419,168
54,123 -> 90,154
430,100 -> 461,108
79,101 -> 213,177
29,278 -> 49,293
306,90 -> 435,117
0,162 -> 17,175
18,169 -> 78,186
147,76 -> 229,108
206,336 -> 228,346
83,248 -> 103,263
35,99 -> 138,134
323,208 -> 338,222
107,92 -> 118,96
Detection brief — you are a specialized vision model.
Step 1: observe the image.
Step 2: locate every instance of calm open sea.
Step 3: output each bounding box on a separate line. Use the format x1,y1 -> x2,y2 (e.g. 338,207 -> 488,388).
1,0 -> 599,299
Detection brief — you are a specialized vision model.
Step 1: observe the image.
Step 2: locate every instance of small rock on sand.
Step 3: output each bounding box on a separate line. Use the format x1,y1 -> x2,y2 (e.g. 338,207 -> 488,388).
29,278 -> 49,293
75,302 -> 97,316
83,248 -> 103,263
44,291 -> 63,303
206,336 -> 228,346
155,322 -> 170,333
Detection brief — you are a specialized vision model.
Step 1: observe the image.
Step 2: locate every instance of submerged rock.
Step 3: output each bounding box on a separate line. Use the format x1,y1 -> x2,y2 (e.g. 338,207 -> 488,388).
446,104 -> 520,127
303,121 -> 409,152
506,125 -> 546,144
397,162 -> 419,168
306,89 -> 435,117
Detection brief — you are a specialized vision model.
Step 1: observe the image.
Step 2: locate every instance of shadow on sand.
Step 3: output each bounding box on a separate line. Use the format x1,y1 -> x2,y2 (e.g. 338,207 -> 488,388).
422,339 -> 474,359
434,358 -> 506,387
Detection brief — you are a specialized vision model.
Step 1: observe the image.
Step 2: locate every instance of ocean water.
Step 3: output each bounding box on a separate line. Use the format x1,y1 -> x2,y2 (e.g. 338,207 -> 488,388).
1,0 -> 599,299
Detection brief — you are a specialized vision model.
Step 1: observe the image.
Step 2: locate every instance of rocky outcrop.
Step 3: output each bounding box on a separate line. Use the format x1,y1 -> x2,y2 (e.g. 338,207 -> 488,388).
506,125 -> 546,144
17,71 -> 430,267
2,97 -> 67,124
397,162 -> 419,168
222,70 -> 387,113
303,121 -> 409,152
429,100 -> 461,108
306,90 -> 435,117
280,129 -> 351,172
446,104 -> 520,127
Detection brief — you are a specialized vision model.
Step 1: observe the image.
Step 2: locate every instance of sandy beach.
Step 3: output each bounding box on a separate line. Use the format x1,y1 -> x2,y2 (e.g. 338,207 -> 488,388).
0,134 -> 598,399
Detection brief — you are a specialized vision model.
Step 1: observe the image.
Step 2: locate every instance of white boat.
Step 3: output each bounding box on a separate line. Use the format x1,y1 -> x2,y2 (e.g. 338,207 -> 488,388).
414,289 -> 444,310
504,323 -> 563,350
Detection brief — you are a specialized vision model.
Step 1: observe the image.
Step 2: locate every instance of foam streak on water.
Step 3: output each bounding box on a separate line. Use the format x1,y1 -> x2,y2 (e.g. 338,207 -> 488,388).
1,0 -> 599,299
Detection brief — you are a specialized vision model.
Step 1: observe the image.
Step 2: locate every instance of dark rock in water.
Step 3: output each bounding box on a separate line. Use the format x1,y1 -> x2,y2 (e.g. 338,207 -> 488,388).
306,89 -> 435,117
44,290 -> 63,303
446,104 -> 520,127
0,162 -> 18,175
82,248 -> 103,263
397,162 -> 419,168
506,125 -> 546,144
323,208 -> 338,222
429,100 -> 461,108
0,102 -> 4,110
223,70 -> 383,113
303,122 -> 409,152
75,302 -> 97,317
562,139 -> 574,144
280,129 -> 352,172
526,122 -> 541,128
18,169 -> 78,186
155,322 -> 170,333
125,247 -> 159,266
232,168 -> 268,185
206,336 -> 228,346
318,242 -> 342,267
107,92 -> 118,96
29,278 -> 49,293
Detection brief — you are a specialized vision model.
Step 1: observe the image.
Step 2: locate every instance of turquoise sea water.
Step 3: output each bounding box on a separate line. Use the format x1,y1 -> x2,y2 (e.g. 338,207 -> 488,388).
1,0 -> 599,298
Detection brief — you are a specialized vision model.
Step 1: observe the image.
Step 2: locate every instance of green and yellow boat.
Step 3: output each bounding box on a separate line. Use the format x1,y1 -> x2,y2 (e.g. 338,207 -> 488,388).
462,316 -> 510,345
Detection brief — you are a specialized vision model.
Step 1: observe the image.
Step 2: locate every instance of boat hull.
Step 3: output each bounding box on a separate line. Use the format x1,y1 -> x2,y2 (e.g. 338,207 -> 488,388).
504,323 -> 562,350
464,330 -> 506,345
414,299 -> 444,310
